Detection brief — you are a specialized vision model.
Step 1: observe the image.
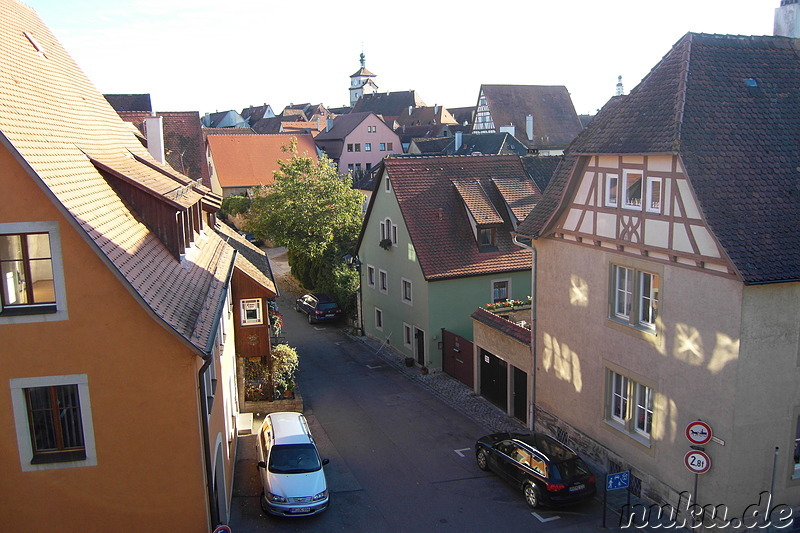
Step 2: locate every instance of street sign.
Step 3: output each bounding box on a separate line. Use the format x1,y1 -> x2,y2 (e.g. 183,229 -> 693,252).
606,471 -> 630,491
685,421 -> 712,446
684,450 -> 711,474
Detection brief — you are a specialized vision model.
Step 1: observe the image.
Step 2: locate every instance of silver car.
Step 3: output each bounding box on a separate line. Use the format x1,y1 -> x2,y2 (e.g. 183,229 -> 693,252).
256,412 -> 329,516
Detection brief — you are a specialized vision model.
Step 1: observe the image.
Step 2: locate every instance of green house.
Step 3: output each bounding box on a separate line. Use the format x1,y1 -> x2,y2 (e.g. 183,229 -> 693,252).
356,154 -> 550,372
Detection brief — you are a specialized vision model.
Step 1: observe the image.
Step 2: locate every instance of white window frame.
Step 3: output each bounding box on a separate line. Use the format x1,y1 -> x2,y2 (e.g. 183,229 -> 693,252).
607,369 -> 654,445
240,298 -> 263,325
401,278 -> 413,305
366,265 -> 376,288
0,221 -> 68,325
385,177 -> 391,192
403,323 -> 413,349
605,173 -> 619,207
374,307 -> 383,331
391,224 -> 398,245
379,269 -> 388,294
646,177 -> 662,213
365,143 -> 372,152
610,264 -> 659,333
491,278 -> 511,303
10,374 -> 97,471
622,169 -> 643,210
634,383 -> 654,437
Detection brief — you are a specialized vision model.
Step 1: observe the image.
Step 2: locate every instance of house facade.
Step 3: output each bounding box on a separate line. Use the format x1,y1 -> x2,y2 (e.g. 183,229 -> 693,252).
0,3 -> 274,529
314,112 -> 402,179
515,32 -> 800,522
356,155 -> 537,372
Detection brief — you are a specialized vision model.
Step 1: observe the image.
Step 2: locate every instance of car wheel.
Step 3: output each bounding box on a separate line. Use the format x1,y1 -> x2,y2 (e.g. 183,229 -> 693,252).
307,312 -> 314,324
523,481 -> 540,508
476,448 -> 489,471
295,302 -> 301,312
259,490 -> 270,514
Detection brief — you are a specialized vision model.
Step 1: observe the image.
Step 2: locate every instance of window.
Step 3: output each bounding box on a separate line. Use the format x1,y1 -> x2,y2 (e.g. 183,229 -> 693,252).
401,278 -> 412,304
385,177 -> 391,192
0,222 -> 66,323
347,144 -> 353,152
367,265 -> 375,288
635,383 -> 654,437
391,224 -> 397,245
347,164 -> 354,172
380,218 -> 396,245
355,163 -> 362,173
366,163 -> 372,172
492,279 -> 510,303
605,174 -> 619,207
646,177 -> 662,213
10,374 -> 97,471
403,323 -> 413,348
240,298 -> 263,325
355,143 -> 361,152
365,143 -> 371,152
379,269 -> 388,294
479,227 -> 496,249
610,265 -> 659,332
367,125 -> 376,133
623,170 -> 643,209
379,143 -> 386,151
387,142 -> 393,151
1,232 -> 55,312
607,370 -> 654,443
374,307 -> 383,331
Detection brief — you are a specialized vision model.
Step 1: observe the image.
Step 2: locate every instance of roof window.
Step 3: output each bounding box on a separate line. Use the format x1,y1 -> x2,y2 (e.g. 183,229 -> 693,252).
744,78 -> 759,88
23,32 -> 47,58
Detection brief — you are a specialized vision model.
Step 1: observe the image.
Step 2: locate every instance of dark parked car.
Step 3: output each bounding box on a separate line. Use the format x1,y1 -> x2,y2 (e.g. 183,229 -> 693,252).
475,432 -> 596,508
295,293 -> 343,324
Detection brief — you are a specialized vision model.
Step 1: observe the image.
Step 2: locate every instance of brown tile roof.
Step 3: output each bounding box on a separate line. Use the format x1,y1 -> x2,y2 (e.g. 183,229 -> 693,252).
492,176 -> 543,223
470,307 -> 531,346
520,154 -> 562,191
215,222 -> 277,296
240,104 -> 274,125
206,133 -> 318,189
453,180 -> 504,225
364,155 -> 535,280
395,105 -> 458,127
476,85 -> 583,150
116,110 -> 211,188
522,33 -> 800,284
1,0 -> 234,354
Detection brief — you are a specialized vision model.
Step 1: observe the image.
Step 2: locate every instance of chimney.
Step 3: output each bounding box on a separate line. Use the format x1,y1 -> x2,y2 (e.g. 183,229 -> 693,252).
455,131 -> 463,153
144,115 -> 165,164
434,104 -> 439,114
326,118 -> 333,132
775,0 -> 800,37
525,115 -> 534,141
500,124 -> 515,137
408,105 -> 413,116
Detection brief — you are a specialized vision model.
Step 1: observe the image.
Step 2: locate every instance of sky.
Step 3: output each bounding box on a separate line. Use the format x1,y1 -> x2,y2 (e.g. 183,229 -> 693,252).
26,0 -> 777,117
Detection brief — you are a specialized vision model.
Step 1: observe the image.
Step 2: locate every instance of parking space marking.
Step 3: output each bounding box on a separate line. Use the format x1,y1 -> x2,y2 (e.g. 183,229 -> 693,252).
366,364 -> 382,369
454,448 -> 471,457
532,512 -> 560,523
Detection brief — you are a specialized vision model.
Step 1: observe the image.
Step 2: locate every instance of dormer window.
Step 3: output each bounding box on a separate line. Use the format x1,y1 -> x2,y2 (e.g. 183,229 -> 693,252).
478,227 -> 497,251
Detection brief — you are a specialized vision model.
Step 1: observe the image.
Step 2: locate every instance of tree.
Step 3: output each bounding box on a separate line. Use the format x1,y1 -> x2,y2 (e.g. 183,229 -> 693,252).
246,146 -> 364,259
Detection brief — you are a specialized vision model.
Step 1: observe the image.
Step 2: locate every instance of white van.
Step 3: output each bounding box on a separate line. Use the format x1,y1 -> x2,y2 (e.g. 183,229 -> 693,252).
256,412 -> 329,516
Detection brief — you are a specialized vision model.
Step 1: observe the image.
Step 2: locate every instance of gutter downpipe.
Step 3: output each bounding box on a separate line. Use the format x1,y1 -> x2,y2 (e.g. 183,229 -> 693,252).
199,247 -> 237,530
513,234 -> 537,431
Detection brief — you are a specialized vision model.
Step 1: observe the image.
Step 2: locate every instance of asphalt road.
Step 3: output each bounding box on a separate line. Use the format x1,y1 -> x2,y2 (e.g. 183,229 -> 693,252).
228,277 -> 604,533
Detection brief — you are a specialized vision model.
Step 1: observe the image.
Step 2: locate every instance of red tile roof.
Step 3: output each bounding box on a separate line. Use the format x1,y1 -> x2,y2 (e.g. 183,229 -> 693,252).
371,155 -> 535,280
207,134 -> 318,189
471,307 -> 531,346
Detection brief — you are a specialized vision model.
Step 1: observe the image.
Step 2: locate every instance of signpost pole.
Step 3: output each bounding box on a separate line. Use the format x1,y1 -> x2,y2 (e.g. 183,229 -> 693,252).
602,484 -> 607,528
692,473 -> 699,529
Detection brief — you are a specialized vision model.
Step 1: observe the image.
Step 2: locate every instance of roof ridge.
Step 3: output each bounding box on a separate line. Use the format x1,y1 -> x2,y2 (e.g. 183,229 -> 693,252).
671,33 -> 693,152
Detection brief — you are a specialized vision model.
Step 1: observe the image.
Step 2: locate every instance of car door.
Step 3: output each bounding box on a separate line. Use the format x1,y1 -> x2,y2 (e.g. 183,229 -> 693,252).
507,444 -> 536,487
491,441 -> 517,483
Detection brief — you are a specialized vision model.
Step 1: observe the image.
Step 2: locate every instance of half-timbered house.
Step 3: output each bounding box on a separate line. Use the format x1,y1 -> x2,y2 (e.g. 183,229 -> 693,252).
515,32 -> 800,521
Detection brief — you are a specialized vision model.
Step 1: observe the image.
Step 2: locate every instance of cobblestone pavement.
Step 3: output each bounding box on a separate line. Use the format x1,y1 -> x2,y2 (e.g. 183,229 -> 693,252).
347,333 -> 529,435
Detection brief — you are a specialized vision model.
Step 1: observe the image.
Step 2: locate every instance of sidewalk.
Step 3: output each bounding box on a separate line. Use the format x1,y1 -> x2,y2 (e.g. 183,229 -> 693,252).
347,331 -> 528,435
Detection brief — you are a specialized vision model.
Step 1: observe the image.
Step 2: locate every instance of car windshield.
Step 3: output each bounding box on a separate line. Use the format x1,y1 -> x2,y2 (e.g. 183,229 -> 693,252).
551,457 -> 591,481
317,303 -> 338,311
268,444 -> 322,474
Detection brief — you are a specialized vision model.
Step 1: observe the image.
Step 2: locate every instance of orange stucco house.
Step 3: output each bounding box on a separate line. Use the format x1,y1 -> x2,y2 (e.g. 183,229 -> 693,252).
0,1 -> 275,530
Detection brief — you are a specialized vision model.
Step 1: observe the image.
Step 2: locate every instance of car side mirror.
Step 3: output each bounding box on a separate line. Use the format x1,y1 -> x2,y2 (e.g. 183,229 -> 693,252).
257,461 -> 267,469
322,458 -> 330,466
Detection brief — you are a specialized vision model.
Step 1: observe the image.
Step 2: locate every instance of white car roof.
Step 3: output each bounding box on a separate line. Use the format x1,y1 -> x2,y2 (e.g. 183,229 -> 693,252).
265,412 -> 313,446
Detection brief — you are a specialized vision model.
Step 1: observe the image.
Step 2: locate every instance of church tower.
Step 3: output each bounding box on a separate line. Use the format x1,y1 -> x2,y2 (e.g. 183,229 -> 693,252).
349,52 -> 378,107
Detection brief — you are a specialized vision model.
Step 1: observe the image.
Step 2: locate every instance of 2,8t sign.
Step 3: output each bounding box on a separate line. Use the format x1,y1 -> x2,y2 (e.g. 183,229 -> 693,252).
685,450 -> 711,474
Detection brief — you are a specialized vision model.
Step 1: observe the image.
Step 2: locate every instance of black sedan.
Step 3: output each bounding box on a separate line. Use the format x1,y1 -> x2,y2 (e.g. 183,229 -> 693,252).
475,432 -> 596,508
295,293 -> 343,324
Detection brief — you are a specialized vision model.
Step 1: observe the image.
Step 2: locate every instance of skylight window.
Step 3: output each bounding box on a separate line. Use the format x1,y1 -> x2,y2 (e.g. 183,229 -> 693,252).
23,31 -> 47,58
744,78 -> 759,87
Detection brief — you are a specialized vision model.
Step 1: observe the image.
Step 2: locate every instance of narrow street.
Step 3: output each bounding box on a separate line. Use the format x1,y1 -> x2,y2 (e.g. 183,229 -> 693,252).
227,249 -> 603,532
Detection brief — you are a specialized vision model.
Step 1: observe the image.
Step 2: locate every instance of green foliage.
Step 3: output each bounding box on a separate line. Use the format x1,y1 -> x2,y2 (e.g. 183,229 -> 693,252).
219,195 -> 252,220
245,148 -> 364,259
271,344 -> 299,392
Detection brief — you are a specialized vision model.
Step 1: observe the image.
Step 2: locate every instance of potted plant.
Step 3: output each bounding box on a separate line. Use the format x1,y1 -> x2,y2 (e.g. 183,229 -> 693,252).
283,379 -> 296,399
379,238 -> 393,250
